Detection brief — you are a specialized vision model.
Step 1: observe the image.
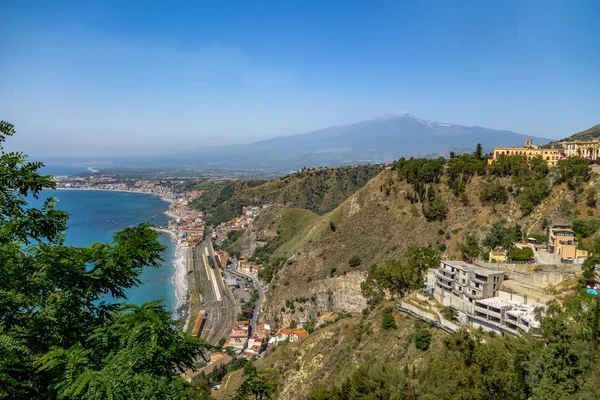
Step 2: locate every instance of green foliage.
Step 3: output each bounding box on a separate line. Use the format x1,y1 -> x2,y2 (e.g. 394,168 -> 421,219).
479,180 -> 508,206
446,153 -> 486,196
516,178 -> 551,215
586,187 -> 598,208
483,223 -> 522,250
233,369 -> 277,400
244,361 -> 257,377
361,246 -> 439,305
329,220 -> 337,232
556,157 -> 591,190
508,247 -> 534,262
381,308 -> 397,330
189,180 -> 263,225
393,157 -> 445,191
529,233 -> 547,244
558,197 -> 575,217
349,254 -> 362,268
572,219 -> 600,238
422,185 -> 447,222
459,234 -> 480,260
441,306 -> 458,321
0,121 -> 211,399
413,328 -> 432,350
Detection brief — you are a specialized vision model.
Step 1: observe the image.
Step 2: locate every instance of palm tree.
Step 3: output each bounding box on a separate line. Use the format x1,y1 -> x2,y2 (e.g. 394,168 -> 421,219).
502,237 -> 516,255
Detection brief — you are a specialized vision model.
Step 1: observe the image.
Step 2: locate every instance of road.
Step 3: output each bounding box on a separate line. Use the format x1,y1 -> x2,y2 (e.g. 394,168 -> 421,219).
192,239 -> 239,346
227,258 -> 264,336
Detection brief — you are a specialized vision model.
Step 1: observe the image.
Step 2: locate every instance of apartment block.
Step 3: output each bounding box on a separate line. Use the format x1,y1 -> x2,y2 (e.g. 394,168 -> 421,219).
471,297 -> 540,334
432,261 -> 504,313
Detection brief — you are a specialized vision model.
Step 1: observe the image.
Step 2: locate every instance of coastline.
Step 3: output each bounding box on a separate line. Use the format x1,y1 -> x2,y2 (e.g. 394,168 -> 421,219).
55,187 -> 175,204
57,187 -> 188,324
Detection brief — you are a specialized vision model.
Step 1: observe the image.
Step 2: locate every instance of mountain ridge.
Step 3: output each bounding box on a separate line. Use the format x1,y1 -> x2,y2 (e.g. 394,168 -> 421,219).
96,114 -> 552,171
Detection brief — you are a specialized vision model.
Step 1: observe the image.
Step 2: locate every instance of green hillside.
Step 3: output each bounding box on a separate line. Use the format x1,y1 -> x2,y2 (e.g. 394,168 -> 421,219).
190,165 -> 383,225
213,153 -> 600,400
560,123 -> 600,141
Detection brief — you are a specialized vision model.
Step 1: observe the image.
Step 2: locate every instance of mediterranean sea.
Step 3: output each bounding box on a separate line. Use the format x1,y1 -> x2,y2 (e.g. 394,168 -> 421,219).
29,188 -> 178,313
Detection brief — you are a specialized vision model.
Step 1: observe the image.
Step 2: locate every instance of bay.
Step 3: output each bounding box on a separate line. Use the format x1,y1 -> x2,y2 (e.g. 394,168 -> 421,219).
29,189 -> 177,312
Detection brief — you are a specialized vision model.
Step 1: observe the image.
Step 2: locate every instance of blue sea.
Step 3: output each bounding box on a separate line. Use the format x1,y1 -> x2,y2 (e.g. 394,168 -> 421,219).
29,189 -> 178,313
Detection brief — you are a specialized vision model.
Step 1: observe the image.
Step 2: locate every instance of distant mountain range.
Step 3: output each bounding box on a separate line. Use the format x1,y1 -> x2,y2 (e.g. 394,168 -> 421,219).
94,114 -> 552,171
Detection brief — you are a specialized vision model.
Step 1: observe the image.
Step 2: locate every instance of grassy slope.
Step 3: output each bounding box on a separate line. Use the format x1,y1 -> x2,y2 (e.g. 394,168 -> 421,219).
214,304 -> 447,400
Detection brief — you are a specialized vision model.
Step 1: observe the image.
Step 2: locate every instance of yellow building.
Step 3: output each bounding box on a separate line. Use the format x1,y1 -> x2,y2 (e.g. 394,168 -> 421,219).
488,138 -> 563,166
547,224 -> 588,262
488,248 -> 508,263
563,140 -> 600,160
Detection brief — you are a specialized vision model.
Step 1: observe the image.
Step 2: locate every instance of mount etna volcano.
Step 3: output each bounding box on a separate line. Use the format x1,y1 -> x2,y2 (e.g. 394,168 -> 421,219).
111,114 -> 552,171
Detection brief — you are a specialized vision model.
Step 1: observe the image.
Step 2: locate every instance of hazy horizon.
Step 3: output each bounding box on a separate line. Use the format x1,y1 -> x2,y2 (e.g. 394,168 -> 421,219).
2,0 -> 599,158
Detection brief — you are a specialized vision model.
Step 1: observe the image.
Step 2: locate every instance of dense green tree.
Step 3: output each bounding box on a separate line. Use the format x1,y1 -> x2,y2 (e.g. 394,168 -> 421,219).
483,223 -> 522,250
572,219 -> 600,238
479,180 -> 508,208
413,329 -> 432,351
586,187 -> 598,208
0,121 -> 210,399
556,157 -> 591,190
459,234 -> 480,261
422,186 -> 447,222
474,143 -> 483,159
233,370 -> 277,400
361,246 -> 440,304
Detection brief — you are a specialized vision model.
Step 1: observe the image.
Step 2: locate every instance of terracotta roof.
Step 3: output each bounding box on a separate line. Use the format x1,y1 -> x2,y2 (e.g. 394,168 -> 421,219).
274,328 -> 294,337
292,329 -> 309,339
317,312 -> 337,320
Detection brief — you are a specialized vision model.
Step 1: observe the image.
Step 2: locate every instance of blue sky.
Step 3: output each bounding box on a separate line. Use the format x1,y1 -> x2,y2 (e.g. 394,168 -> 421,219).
1,0 -> 599,157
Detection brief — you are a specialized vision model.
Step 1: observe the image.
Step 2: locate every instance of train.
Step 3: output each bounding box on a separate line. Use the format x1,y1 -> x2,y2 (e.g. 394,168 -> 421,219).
191,311 -> 207,337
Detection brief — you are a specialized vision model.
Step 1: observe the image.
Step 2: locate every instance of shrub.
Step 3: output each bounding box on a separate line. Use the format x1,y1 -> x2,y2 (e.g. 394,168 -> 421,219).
329,221 -> 337,232
349,255 -> 362,268
382,311 -> 397,331
572,219 -> 600,238
441,306 -> 457,321
479,180 -> 508,206
508,247 -> 534,262
423,198 -> 447,222
587,188 -> 598,208
529,233 -> 547,244
459,235 -> 480,261
414,329 -> 432,350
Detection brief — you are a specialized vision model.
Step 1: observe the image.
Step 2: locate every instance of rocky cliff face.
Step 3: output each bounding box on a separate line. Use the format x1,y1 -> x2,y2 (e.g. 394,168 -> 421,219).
265,271 -> 368,327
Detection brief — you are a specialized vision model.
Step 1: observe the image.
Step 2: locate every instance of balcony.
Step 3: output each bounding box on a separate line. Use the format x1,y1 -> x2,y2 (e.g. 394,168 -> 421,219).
474,305 -> 502,319
437,278 -> 452,290
436,270 -> 455,280
464,290 -> 482,300
504,322 -> 519,334
471,275 -> 488,285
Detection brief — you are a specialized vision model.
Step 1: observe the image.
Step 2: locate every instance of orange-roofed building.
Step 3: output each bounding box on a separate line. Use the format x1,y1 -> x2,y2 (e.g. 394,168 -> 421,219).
317,312 -> 338,326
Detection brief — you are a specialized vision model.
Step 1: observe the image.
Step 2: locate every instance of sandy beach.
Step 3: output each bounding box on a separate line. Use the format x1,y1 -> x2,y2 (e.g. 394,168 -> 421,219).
173,243 -> 190,327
